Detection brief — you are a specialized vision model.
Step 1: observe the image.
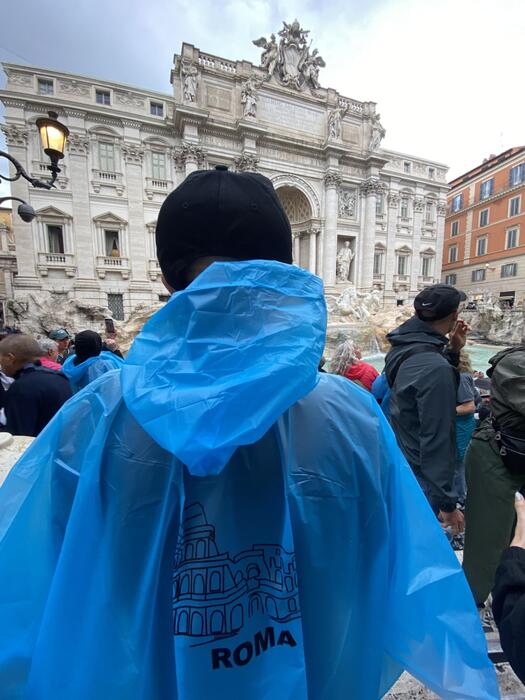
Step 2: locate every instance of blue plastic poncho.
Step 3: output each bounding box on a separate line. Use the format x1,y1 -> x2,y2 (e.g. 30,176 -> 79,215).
61,350 -> 124,392
0,261 -> 498,700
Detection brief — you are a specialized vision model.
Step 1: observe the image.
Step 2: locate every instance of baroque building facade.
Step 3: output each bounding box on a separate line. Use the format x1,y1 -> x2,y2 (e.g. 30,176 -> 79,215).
442,147 -> 525,306
0,22 -> 448,321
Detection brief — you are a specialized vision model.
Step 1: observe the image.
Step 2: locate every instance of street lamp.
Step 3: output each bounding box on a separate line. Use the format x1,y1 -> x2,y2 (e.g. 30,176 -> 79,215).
0,111 -> 69,222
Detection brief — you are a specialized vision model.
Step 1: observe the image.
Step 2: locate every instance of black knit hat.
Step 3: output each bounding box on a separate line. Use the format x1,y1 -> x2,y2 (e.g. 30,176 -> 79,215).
74,330 -> 102,364
156,166 -> 292,290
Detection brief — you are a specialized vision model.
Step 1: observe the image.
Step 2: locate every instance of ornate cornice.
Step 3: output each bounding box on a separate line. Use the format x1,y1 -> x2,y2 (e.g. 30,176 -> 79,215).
121,118 -> 142,129
1,124 -> 29,146
63,108 -> 87,119
413,197 -> 425,212
67,132 -> 90,156
234,152 -> 259,172
360,177 -> 384,197
324,171 -> 342,189
122,143 -> 145,164
1,98 -> 25,109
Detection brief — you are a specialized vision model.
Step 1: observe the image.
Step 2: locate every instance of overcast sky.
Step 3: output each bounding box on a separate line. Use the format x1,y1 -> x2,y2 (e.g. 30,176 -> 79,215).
1,0 -> 523,200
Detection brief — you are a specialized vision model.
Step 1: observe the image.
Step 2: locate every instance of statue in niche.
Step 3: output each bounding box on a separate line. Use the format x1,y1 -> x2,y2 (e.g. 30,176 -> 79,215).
336,240 -> 354,282
328,103 -> 347,140
241,75 -> 260,118
368,113 -> 386,151
181,63 -> 198,102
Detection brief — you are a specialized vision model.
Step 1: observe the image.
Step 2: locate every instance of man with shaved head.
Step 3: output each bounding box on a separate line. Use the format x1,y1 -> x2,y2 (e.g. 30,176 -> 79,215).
0,334 -> 72,437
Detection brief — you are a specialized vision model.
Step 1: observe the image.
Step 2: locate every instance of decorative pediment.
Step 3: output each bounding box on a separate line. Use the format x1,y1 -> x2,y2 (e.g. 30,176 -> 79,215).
421,246 -> 436,256
396,244 -> 412,254
92,212 -> 128,225
36,206 -> 72,220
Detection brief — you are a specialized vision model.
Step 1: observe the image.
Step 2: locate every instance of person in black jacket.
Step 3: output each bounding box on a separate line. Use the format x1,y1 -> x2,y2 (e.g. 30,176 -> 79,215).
0,334 -> 72,437
492,491 -> 525,684
384,284 -> 468,535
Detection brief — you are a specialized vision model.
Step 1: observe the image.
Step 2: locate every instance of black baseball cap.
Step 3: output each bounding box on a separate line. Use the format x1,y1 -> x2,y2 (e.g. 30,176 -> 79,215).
156,166 -> 293,290
414,284 -> 467,321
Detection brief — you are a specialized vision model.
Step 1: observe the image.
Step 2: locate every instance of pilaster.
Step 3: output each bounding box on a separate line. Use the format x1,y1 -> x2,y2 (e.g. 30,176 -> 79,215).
322,172 -> 341,285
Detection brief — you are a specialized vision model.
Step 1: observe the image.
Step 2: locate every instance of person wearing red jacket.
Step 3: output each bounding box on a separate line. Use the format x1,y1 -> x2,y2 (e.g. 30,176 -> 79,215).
330,339 -> 379,392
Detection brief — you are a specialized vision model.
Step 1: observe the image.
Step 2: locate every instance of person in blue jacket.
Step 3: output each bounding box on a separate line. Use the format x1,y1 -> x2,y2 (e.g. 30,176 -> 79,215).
0,167 -> 498,700
61,329 -> 123,392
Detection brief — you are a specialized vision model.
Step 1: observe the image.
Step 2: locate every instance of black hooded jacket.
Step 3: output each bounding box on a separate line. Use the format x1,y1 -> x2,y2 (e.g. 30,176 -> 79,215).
384,315 -> 459,510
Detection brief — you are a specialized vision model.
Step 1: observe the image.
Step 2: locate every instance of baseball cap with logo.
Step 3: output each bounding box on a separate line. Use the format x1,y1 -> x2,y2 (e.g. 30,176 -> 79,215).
155,166 -> 292,291
414,284 -> 467,321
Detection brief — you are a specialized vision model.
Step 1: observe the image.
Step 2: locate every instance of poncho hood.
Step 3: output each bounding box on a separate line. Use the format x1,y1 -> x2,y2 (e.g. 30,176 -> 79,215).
62,351 -> 123,387
121,260 -> 327,475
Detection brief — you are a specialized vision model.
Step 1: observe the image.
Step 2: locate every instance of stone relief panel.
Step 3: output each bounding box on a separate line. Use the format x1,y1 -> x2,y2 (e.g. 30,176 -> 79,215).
6,71 -> 31,87
59,79 -> 90,97
338,189 -> 357,219
115,91 -> 145,108
206,85 -> 232,112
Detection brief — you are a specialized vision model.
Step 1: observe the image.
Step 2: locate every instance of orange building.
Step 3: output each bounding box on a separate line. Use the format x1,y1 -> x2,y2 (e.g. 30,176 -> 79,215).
442,147 -> 525,306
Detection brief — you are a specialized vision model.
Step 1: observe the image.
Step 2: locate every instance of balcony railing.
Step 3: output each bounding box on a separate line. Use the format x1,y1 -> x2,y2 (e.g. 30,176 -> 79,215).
148,258 -> 161,280
96,255 -> 129,279
37,252 -> 76,277
91,170 -> 124,195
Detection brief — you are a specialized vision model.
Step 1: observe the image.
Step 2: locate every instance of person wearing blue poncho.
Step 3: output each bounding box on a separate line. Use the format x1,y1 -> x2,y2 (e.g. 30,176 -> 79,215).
61,329 -> 124,392
0,168 -> 498,700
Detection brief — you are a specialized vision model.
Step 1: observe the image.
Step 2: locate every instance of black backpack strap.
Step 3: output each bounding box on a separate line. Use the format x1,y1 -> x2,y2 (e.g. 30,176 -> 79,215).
386,344 -> 443,388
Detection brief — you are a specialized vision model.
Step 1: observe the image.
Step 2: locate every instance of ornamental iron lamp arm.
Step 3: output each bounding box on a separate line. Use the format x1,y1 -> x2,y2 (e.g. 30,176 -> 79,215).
0,111 -> 69,220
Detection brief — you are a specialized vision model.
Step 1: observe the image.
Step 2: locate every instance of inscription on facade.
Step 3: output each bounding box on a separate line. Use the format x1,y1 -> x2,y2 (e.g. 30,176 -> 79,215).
258,95 -> 324,136
206,85 -> 232,112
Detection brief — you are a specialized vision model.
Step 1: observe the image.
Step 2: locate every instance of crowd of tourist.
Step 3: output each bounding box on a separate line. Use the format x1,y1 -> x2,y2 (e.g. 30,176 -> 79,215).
0,327 -> 123,437
0,167 -> 523,697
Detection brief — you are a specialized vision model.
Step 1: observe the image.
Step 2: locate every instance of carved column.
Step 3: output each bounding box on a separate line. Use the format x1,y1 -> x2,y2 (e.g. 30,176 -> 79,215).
234,153 -> 259,172
178,142 -> 207,178
67,133 -> 98,283
435,201 -> 447,283
359,178 -> 382,292
411,197 -> 425,292
0,124 -> 37,285
309,228 -> 318,274
122,143 -> 148,284
385,191 -> 399,299
293,232 -> 301,266
322,172 -> 341,285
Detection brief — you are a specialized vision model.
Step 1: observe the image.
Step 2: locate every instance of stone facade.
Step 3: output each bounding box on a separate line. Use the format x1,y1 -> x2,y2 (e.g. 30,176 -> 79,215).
442,147 -> 525,306
0,22 -> 449,320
